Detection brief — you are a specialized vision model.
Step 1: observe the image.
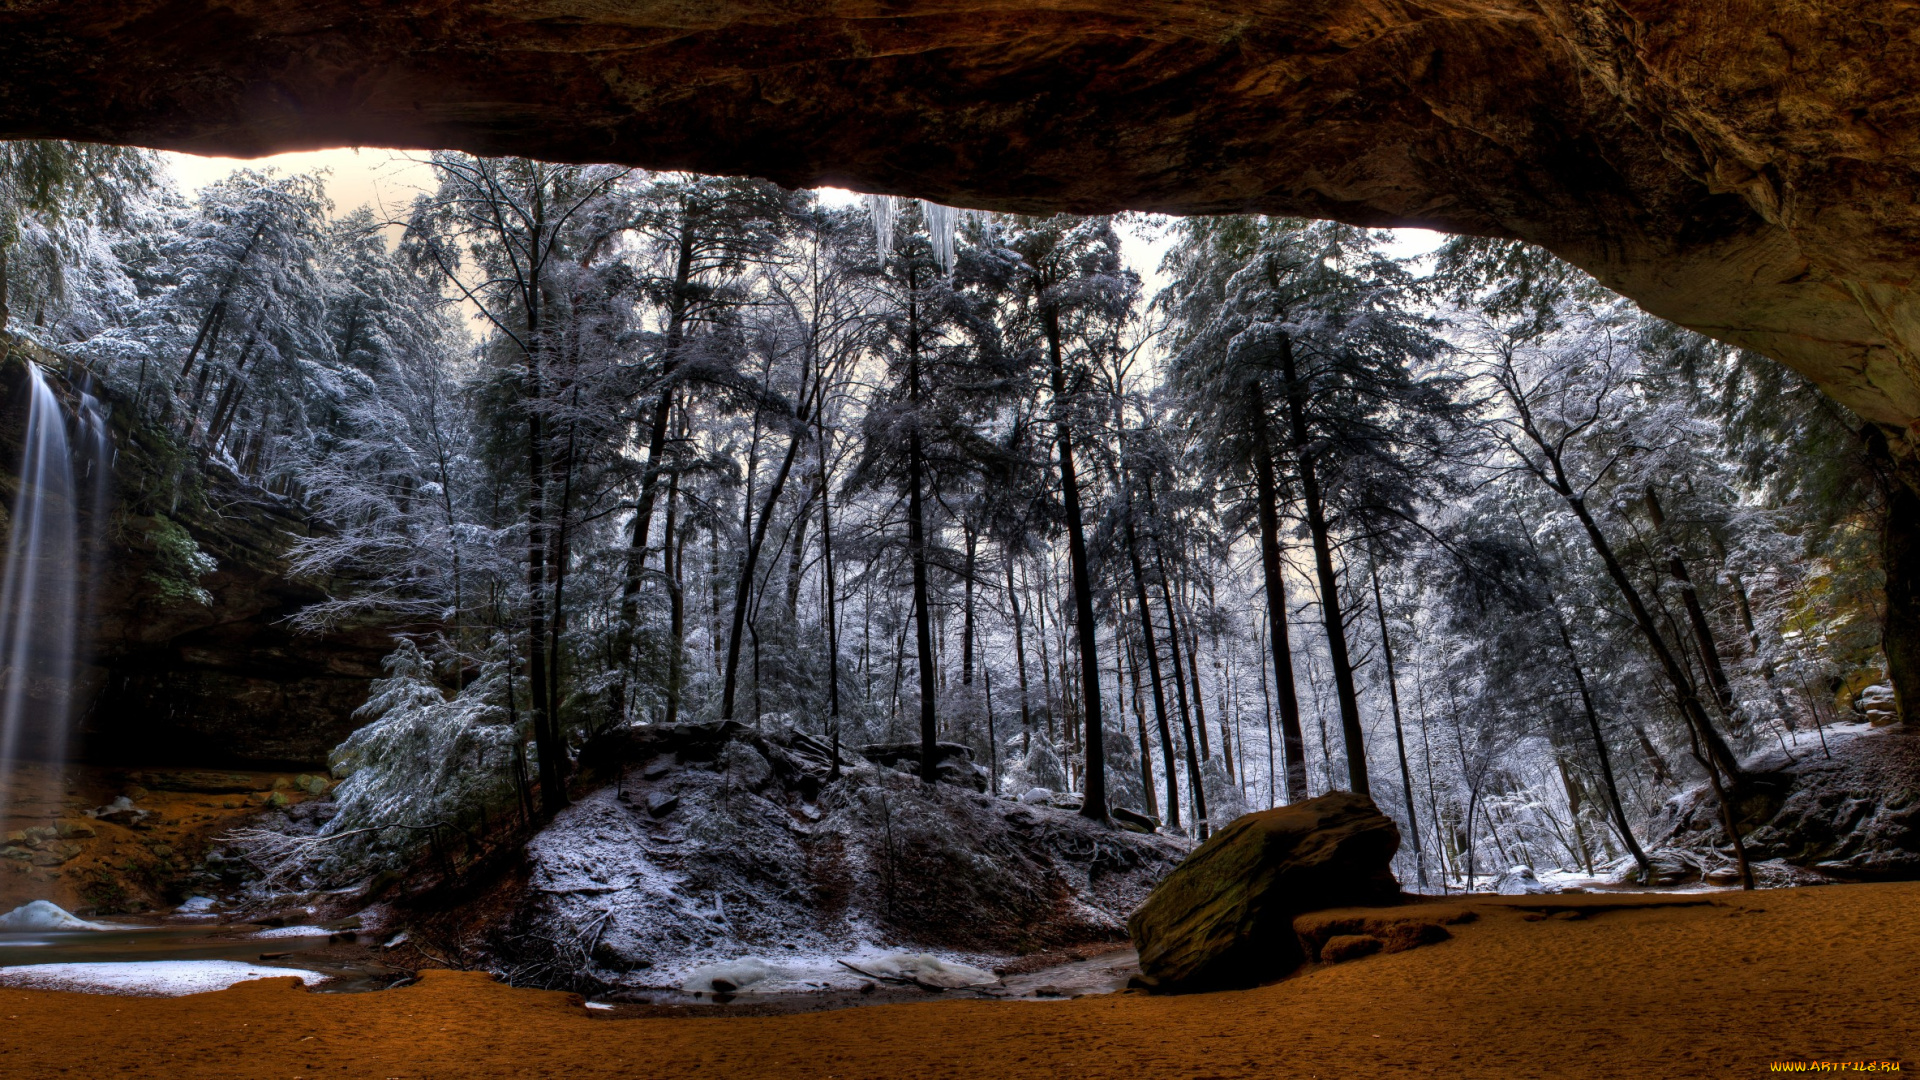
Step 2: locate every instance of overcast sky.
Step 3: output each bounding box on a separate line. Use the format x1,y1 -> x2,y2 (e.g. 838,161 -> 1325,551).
160,148 -> 1445,300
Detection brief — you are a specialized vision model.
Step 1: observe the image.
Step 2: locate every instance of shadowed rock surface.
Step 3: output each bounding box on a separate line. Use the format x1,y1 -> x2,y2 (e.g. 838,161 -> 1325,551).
1652,723 -> 1920,883
1128,791 -> 1401,993
0,337 -> 389,766
479,721 -> 1191,991
5,2 -> 1920,478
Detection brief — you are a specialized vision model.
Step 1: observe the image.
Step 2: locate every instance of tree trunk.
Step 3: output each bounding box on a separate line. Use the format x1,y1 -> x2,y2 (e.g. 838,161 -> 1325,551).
1249,403 -> 1311,801
785,485 -> 815,617
721,421 -> 803,721
1549,602 -> 1652,876
611,219 -> 697,721
1506,385 -> 1749,884
1277,334 -> 1370,794
905,281 -> 940,782
1124,513 -> 1181,828
1122,608 -> 1160,820
1046,309 -> 1107,823
178,220 -> 267,388
961,524 -> 978,686
1180,599 -> 1211,763
664,466 -> 686,726
1153,535 -> 1208,836
1006,555 -> 1034,749
1645,486 -> 1738,719
525,329 -> 565,817
817,418 -> 842,777
1369,559 -> 1425,887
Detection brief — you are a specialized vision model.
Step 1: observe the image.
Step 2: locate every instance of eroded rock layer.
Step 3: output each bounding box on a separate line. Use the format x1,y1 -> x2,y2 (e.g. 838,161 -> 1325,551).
3,2 -> 1919,460
0,338 -> 389,766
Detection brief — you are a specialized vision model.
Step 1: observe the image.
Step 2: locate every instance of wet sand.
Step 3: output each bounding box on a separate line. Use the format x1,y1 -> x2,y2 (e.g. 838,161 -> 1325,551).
0,881 -> 1915,1079
1,762 -> 331,914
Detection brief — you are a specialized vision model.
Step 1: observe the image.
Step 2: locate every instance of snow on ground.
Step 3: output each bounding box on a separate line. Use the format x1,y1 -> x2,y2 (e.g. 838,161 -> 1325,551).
1746,719 -> 1876,771
251,926 -> 333,939
0,960 -> 326,996
0,901 -> 114,932
668,943 -> 1007,996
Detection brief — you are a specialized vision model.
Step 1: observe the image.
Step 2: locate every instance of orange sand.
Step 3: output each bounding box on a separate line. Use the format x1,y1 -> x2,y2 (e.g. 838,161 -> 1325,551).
1,764 -> 328,913
1,882 -> 1915,1079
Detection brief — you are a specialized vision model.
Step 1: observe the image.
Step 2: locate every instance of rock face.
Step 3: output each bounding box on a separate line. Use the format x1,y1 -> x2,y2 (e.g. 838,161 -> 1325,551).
3,2 -> 1919,475
1128,792 -> 1401,993
1652,723 -> 1920,882
480,721 -> 1191,990
858,741 -> 991,792
0,339 -> 389,766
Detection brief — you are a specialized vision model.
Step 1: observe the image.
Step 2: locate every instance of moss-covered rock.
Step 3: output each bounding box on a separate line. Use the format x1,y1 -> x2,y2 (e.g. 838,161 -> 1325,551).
1127,792 -> 1401,993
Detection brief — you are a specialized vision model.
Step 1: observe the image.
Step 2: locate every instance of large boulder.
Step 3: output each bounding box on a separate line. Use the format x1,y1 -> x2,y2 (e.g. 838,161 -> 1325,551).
1128,792 -> 1401,993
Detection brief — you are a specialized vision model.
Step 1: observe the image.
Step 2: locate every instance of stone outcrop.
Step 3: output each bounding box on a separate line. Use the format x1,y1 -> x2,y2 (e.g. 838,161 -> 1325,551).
858,741 -> 991,792
0,337 -> 390,766
476,721 -> 1191,991
1651,723 -> 1920,883
3,3 -> 1919,472
1128,792 -> 1401,993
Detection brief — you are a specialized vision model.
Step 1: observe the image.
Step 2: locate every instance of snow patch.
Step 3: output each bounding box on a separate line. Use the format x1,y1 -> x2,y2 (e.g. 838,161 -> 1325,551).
680,958 -> 776,993
0,901 -> 112,932
0,960 -> 325,996
1492,866 -> 1546,895
854,952 -> 999,989
252,925 -> 331,939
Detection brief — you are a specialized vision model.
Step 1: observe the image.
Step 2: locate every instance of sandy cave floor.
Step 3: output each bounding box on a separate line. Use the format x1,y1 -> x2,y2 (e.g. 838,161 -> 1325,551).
0,883 -> 1914,1079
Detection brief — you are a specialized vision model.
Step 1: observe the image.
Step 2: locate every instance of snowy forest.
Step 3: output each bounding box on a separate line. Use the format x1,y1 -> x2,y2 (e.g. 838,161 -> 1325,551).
0,141 -> 1890,893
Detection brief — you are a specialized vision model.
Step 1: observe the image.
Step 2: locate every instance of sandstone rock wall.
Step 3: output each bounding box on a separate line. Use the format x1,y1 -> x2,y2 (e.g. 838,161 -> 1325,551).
0,337 -> 388,767
2,2 -> 1917,469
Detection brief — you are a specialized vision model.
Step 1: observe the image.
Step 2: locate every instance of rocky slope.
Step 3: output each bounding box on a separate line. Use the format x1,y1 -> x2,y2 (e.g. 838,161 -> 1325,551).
1650,721 -> 1920,884
435,721 -> 1191,993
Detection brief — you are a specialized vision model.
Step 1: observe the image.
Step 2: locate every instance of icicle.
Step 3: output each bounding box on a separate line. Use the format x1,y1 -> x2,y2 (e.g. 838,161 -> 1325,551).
920,201 -> 958,275
864,194 -> 897,263
918,201 -> 987,276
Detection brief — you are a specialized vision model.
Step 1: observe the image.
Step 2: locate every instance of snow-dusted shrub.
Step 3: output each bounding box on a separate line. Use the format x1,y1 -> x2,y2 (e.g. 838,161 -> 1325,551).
142,515 -> 216,607
1003,735 -> 1069,795
231,638 -> 525,888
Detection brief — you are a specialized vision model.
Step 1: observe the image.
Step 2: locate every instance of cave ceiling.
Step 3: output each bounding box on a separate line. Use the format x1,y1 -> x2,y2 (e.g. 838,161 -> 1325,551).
4,1 -> 1919,450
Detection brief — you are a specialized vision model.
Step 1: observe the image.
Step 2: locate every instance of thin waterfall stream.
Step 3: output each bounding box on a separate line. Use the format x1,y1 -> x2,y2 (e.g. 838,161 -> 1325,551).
0,360 -> 397,994
0,362 -> 91,820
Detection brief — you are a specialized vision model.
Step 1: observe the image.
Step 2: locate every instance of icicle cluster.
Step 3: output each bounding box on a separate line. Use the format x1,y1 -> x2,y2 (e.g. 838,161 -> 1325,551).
863,195 -> 983,275
922,202 -> 960,275
863,194 -> 898,263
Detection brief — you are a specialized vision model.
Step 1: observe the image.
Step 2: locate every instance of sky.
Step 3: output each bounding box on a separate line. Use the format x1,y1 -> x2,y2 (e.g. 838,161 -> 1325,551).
159,148 -> 1447,297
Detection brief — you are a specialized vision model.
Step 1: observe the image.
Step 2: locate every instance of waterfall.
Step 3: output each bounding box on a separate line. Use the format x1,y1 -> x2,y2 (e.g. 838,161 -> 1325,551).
0,362 -> 101,820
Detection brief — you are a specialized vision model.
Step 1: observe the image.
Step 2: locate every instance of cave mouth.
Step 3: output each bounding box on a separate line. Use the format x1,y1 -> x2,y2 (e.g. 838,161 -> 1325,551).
2,1 -> 1919,1066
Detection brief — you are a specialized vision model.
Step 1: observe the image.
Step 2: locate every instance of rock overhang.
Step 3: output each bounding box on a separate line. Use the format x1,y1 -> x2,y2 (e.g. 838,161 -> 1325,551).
4,1 -> 1920,453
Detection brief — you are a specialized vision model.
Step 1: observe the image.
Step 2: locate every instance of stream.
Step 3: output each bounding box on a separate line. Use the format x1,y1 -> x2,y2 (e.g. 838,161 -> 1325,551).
0,915 -> 405,994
